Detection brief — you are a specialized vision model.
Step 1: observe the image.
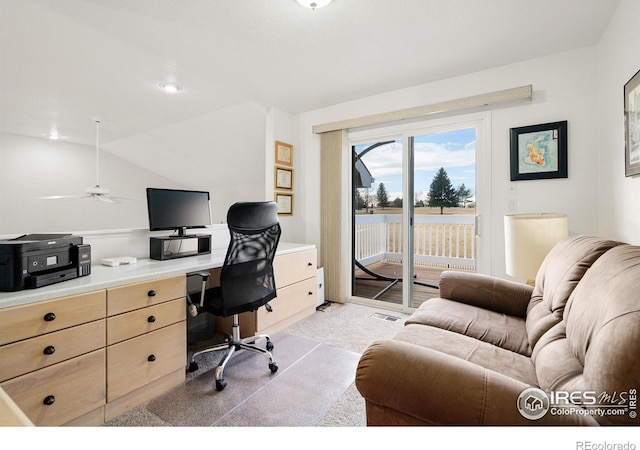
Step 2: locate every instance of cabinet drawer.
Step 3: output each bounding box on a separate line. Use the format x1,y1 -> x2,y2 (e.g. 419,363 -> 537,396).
258,277 -> 317,331
0,319 -> 105,382
0,290 -> 106,346
107,321 -> 186,402
107,298 -> 186,345
274,248 -> 317,288
0,349 -> 105,427
107,275 -> 186,316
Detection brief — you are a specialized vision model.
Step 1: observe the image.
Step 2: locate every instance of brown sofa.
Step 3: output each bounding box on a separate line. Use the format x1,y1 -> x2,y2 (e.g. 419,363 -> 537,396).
355,235 -> 640,425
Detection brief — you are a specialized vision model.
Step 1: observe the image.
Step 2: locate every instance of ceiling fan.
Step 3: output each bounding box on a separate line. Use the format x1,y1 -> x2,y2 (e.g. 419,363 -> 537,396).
39,120 -> 128,204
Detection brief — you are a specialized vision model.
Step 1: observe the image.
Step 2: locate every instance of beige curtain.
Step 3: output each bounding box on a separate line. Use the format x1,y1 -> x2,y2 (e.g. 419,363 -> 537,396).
319,130 -> 348,303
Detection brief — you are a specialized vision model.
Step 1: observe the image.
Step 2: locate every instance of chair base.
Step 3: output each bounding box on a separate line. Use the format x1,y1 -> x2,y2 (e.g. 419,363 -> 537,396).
187,314 -> 278,391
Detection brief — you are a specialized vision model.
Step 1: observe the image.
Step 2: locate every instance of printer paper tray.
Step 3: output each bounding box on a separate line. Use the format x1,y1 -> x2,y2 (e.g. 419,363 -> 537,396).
27,268 -> 78,289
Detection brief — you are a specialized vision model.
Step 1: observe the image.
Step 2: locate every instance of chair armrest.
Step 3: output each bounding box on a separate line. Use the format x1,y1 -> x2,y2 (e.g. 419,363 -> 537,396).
355,340 -> 598,426
438,271 -> 533,318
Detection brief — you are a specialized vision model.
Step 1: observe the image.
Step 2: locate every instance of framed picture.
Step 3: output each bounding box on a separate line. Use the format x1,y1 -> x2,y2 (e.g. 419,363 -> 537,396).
275,141 -> 293,167
275,166 -> 293,190
624,69 -> 640,177
275,192 -> 293,215
510,121 -> 568,181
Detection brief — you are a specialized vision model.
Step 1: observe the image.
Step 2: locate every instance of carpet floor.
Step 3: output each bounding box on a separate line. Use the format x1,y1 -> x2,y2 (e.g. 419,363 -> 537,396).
104,302 -> 409,427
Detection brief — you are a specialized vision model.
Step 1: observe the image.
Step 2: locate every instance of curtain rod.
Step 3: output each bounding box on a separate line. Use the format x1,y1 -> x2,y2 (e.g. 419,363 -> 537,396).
312,85 -> 533,134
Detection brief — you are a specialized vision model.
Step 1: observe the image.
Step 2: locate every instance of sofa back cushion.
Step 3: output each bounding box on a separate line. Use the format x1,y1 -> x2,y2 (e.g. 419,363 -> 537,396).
532,244 -> 640,425
526,235 -> 619,351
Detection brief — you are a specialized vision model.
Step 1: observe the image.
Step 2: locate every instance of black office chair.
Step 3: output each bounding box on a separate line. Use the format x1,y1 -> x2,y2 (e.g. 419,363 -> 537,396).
186,201 -> 281,391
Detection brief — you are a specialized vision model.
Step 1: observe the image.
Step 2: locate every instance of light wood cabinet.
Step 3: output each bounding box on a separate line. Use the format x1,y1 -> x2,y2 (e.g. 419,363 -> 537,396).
0,290 -> 106,346
0,244 -> 316,426
1,350 -> 106,426
107,321 -> 186,402
216,248 -> 318,336
104,274 -> 186,421
0,275 -> 187,426
106,274 -> 186,316
0,290 -> 107,426
106,297 -> 185,345
0,320 -> 105,381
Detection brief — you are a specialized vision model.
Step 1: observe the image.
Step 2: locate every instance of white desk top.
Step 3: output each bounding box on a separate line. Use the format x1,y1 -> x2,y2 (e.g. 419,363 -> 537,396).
0,242 -> 315,310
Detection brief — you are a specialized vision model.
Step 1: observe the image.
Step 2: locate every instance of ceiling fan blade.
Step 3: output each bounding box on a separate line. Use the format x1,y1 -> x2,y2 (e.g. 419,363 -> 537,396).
37,194 -> 87,200
111,195 -> 141,202
95,195 -> 117,204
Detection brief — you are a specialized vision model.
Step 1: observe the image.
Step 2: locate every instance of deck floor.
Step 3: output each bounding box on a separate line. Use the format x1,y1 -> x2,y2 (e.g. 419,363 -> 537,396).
354,261 -> 473,309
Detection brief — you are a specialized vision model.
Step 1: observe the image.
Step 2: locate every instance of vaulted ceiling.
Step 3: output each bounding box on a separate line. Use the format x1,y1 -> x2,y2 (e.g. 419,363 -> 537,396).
0,0 -> 620,146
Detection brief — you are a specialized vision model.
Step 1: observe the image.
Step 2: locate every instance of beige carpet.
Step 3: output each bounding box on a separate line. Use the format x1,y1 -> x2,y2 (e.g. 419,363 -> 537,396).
104,302 -> 409,427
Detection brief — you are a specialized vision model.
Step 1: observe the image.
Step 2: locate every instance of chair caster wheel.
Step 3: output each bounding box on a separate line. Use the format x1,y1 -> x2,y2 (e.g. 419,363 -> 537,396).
266,340 -> 274,351
216,379 -> 227,391
188,361 -> 199,372
269,362 -> 278,373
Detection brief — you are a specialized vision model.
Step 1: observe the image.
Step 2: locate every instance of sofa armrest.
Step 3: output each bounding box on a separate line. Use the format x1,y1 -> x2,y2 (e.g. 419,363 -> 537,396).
438,271 -> 533,318
355,340 -> 598,426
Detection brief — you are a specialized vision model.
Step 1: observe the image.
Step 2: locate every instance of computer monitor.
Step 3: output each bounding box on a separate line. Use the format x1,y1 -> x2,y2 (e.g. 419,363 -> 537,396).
146,188 -> 212,237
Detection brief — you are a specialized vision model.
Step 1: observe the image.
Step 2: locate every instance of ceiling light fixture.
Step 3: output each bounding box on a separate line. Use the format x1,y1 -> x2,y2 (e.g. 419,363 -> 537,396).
159,82 -> 182,93
296,0 -> 332,10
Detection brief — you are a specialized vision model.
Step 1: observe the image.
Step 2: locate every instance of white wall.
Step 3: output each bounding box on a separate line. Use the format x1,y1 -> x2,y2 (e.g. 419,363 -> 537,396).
4,0 -> 638,267
597,0 -> 640,244
104,102 -> 268,224
268,107 -> 306,243
0,133 -> 185,235
0,102 -> 270,236
297,47 -> 602,277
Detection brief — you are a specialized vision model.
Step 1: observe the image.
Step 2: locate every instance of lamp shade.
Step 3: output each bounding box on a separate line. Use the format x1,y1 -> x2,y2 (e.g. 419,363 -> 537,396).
504,213 -> 568,281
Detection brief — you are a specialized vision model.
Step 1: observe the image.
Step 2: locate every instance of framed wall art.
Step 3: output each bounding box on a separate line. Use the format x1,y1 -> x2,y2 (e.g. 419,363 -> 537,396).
275,166 -> 293,190
510,121 -> 568,181
275,192 -> 293,215
275,141 -> 293,167
624,69 -> 640,177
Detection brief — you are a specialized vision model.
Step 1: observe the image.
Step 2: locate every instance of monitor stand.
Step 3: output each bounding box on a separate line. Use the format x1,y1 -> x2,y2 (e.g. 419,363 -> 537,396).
149,233 -> 211,261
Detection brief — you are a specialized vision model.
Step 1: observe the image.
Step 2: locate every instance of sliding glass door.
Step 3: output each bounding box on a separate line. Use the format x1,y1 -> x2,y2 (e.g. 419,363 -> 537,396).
352,139 -> 405,305
350,113 -> 487,312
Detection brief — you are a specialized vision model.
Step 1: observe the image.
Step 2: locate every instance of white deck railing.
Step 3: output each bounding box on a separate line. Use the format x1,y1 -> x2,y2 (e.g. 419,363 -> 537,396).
355,214 -> 476,270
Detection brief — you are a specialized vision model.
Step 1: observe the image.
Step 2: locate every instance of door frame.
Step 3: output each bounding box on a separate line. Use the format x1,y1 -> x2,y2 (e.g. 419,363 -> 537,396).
347,111 -> 492,312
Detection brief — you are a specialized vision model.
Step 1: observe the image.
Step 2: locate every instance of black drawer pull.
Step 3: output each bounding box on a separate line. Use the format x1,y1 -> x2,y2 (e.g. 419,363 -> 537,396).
44,312 -> 56,322
308,291 -> 313,296
147,290 -> 156,297
43,345 -> 56,355
307,262 -> 313,266
147,315 -> 156,323
43,395 -> 55,406
148,354 -> 156,362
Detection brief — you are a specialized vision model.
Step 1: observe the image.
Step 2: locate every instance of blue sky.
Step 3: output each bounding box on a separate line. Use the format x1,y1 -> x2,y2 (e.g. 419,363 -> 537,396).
355,128 -> 476,203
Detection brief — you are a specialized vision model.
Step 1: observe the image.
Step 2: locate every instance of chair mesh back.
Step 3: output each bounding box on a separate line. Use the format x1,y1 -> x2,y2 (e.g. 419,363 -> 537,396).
219,202 -> 281,316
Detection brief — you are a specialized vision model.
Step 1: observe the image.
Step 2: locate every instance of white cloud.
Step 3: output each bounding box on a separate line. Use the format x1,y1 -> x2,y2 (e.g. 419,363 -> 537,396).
361,141 -> 476,178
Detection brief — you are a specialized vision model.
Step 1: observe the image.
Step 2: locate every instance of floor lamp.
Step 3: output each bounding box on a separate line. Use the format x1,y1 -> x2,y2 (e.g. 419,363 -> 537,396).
504,213 -> 568,285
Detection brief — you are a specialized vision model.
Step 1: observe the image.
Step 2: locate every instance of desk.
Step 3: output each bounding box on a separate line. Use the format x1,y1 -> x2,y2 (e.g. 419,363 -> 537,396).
0,242 -> 317,426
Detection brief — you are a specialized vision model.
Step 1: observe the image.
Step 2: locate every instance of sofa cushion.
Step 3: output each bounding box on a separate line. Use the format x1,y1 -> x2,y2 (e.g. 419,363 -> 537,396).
533,244 -> 640,425
526,235 -> 620,351
406,298 -> 531,355
394,323 -> 539,387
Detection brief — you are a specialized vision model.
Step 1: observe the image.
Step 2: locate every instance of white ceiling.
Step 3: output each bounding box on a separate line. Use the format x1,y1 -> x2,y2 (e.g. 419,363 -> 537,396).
0,0 -> 621,146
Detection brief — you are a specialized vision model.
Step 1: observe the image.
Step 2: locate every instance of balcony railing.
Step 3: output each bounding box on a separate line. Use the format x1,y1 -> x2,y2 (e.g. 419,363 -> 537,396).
355,213 -> 476,270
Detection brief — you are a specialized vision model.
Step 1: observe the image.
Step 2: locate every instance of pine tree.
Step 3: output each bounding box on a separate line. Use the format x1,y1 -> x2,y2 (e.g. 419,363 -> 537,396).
376,183 -> 389,209
457,183 -> 472,208
427,167 -> 458,214
355,189 -> 366,210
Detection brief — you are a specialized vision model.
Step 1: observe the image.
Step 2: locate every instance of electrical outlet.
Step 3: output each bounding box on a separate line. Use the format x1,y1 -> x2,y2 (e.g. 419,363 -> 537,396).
508,200 -> 517,212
